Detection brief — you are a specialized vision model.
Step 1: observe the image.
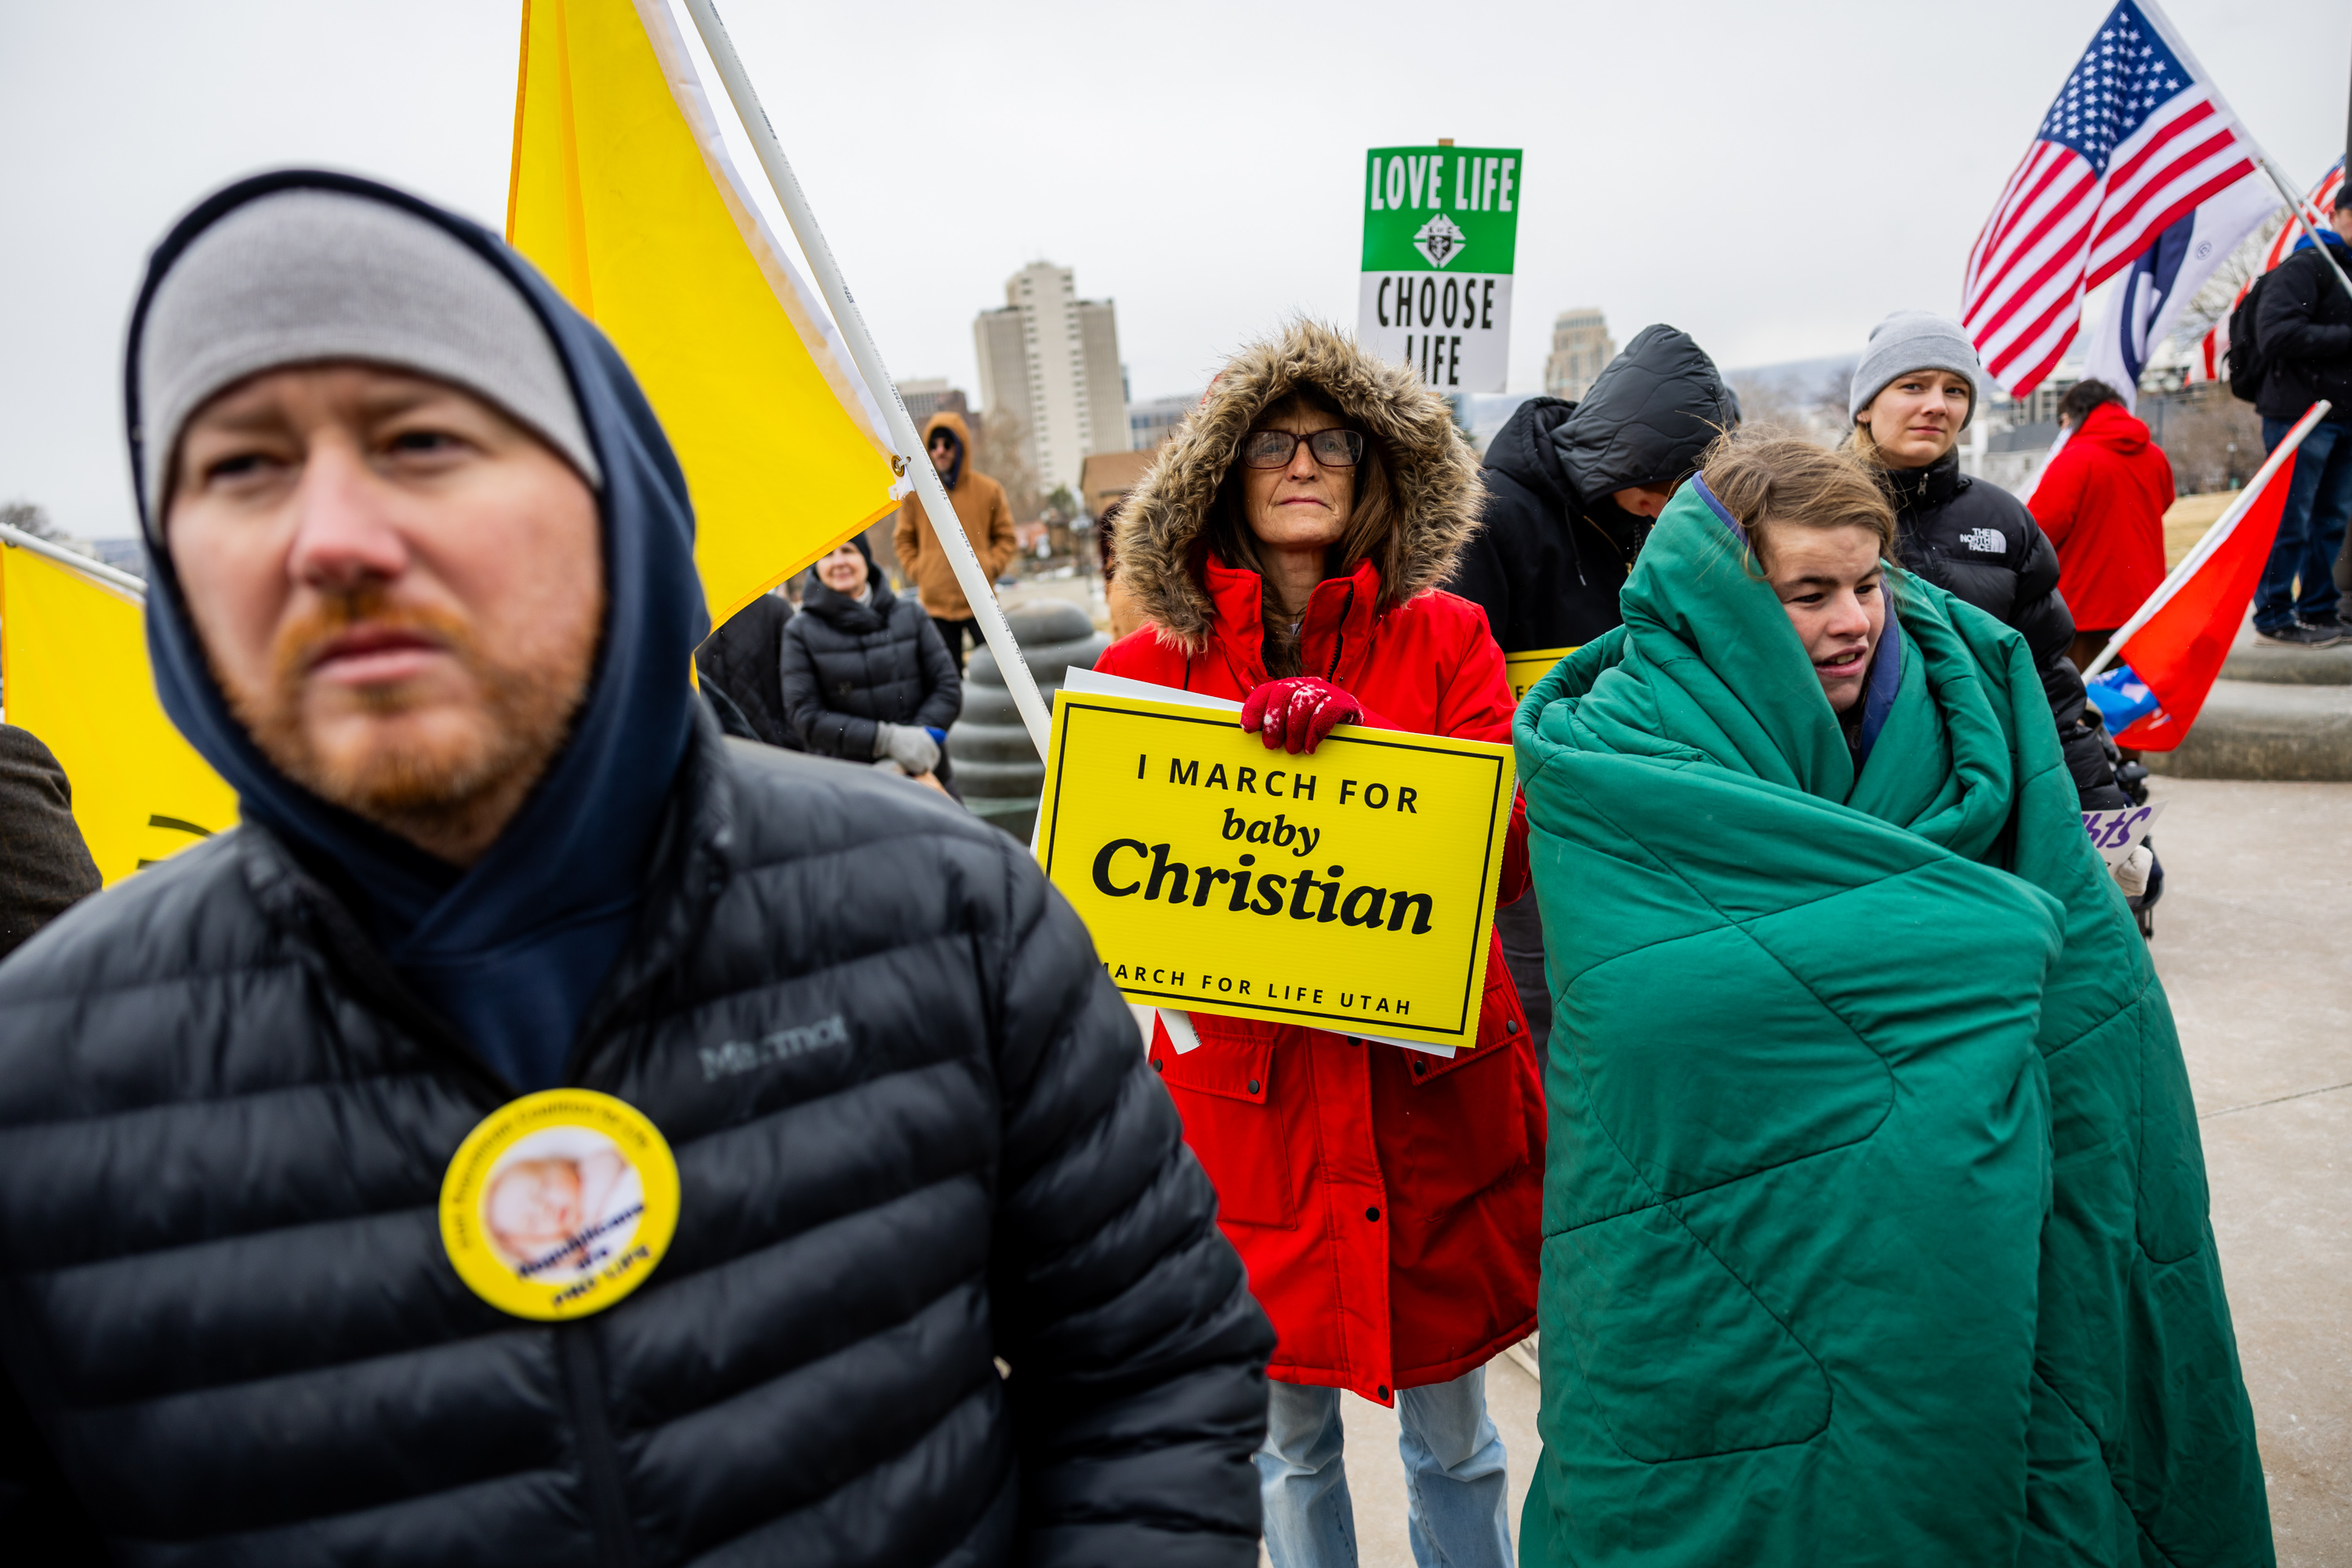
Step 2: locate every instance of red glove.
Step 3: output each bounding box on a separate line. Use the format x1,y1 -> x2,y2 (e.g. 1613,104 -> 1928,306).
1241,677 -> 1363,754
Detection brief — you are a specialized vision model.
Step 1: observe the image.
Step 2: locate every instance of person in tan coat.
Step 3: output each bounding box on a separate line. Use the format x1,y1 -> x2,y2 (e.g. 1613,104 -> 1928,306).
894,410 -> 1017,668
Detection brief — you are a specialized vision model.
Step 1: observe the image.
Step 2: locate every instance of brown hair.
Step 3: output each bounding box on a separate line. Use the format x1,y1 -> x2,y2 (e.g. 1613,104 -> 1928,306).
2056,378 -> 2123,423
1202,384 -> 1403,676
1700,429 -> 1896,572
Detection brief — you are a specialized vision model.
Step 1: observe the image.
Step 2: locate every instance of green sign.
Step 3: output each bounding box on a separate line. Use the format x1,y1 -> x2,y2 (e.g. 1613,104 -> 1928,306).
1359,145 -> 1522,393
1360,147 -> 1522,272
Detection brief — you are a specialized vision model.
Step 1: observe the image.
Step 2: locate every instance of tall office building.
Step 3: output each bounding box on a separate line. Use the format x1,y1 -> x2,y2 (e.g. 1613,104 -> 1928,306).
1128,391 -> 1197,451
895,379 -> 968,427
973,262 -> 1129,498
1544,308 -> 1616,401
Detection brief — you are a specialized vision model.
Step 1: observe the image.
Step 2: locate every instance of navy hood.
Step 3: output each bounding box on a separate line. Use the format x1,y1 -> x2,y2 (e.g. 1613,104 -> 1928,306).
125,169 -> 709,1091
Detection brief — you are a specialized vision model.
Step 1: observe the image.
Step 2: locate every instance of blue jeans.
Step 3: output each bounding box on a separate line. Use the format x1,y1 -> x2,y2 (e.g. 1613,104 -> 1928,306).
1256,1368 -> 1511,1568
2256,416 -> 2352,629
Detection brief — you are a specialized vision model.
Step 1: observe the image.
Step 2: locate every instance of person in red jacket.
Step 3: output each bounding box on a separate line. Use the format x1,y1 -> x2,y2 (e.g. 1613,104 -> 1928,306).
2029,378 -> 2175,674
1102,321 -> 1539,1568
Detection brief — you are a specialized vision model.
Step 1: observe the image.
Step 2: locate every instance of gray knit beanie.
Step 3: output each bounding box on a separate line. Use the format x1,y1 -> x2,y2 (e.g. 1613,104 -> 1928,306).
1848,310 -> 1987,431
136,188 -> 599,533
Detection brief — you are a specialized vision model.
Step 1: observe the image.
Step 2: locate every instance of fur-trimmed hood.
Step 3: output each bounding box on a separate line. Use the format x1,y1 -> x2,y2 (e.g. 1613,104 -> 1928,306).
1112,321 -> 1484,654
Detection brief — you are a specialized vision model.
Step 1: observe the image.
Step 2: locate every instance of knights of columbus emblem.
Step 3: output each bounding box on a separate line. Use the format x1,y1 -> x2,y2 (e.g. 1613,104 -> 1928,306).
1412,214 -> 1468,269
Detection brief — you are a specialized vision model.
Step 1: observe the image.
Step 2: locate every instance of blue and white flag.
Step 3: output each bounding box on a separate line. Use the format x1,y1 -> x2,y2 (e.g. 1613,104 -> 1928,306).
2082,170 -> 2277,406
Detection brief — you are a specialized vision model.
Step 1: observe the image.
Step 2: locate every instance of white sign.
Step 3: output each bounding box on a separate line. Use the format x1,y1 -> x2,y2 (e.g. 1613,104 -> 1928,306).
2080,802 -> 2163,866
1358,145 -> 1520,394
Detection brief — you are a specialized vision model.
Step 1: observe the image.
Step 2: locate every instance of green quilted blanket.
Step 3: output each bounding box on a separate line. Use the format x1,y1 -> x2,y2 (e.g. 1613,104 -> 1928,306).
1512,482 -> 2268,1566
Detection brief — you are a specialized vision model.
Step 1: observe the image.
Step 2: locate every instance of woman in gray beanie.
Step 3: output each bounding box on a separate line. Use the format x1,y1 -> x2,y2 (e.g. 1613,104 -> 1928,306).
1846,312 -> 2153,912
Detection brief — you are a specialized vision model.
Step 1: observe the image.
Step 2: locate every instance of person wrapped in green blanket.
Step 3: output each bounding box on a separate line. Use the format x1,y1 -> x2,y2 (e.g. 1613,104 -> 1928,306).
1513,432 -> 2269,1565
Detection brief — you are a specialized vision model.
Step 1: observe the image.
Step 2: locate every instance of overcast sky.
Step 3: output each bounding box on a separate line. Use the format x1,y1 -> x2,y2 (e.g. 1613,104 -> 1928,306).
3,0 -> 2346,539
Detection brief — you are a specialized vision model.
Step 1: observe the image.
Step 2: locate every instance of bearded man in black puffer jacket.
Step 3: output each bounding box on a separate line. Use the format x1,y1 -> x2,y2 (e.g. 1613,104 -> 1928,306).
0,172 -> 1271,1567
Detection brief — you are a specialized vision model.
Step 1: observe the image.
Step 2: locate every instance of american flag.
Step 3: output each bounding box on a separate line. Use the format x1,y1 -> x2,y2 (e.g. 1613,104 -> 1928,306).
1962,0 -> 2260,395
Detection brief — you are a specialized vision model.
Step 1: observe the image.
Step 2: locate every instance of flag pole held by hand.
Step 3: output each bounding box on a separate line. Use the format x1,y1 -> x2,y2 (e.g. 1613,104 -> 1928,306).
2080,399 -> 2331,682
681,0 -> 1054,759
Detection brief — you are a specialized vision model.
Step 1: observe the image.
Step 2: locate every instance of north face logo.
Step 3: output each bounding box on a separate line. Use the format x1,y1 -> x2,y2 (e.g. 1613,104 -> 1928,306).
1959,528 -> 2006,554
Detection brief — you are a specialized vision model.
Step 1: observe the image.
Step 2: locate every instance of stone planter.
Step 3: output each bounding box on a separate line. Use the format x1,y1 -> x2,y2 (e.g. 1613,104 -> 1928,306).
946,601 -> 1110,841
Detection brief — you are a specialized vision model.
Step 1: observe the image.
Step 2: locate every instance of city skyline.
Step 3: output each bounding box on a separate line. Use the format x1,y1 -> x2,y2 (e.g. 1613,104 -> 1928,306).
4,0 -> 2345,539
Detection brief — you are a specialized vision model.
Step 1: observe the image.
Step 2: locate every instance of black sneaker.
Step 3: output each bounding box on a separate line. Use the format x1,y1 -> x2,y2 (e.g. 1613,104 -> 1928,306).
2299,615 -> 2347,647
2256,621 -> 2343,648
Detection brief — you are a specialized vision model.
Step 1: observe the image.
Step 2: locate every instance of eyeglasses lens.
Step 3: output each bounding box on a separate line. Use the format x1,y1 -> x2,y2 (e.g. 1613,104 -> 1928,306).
1309,430 -> 1364,467
1240,430 -> 1363,469
1241,431 -> 1297,468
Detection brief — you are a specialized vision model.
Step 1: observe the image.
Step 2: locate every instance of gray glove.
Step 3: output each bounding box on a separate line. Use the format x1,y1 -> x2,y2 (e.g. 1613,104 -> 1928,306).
873,722 -> 941,775
2113,842 -> 2153,898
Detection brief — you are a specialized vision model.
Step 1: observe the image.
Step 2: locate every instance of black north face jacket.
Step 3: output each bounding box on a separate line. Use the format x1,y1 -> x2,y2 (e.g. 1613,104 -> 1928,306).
1883,453 -> 2128,809
0,723 -> 1274,1566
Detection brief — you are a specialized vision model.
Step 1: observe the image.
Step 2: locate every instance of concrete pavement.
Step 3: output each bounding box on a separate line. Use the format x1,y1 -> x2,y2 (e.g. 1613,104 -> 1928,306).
2148,777 -> 2352,1566
1272,775 -> 2349,1566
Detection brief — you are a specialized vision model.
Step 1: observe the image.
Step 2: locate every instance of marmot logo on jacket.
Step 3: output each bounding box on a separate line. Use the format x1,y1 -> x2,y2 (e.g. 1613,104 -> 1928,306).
1959,528 -> 2007,554
700,1013 -> 849,1081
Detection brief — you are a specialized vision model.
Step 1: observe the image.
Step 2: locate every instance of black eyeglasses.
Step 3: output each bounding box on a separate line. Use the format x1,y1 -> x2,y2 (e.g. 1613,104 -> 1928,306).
1240,428 -> 1365,470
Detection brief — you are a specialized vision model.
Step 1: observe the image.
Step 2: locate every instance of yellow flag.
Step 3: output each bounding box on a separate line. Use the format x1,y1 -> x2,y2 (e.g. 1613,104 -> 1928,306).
507,0 -> 902,626
0,543 -> 238,885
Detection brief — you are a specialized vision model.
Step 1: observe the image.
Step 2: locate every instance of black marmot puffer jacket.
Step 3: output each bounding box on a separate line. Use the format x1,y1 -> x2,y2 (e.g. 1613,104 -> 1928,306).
779,575 -> 962,765
1882,453 -> 2129,809
0,719 -> 1273,1566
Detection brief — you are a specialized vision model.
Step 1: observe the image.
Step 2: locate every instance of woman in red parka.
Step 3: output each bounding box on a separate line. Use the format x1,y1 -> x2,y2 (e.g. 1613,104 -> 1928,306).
1102,321 -> 1540,1568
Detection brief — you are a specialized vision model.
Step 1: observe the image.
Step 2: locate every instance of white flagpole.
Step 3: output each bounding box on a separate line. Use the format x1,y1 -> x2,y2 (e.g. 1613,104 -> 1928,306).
0,522 -> 148,602
2016,423 -> 2072,508
2252,158 -> 2352,307
2079,398 -> 2330,681
678,0 -> 1054,757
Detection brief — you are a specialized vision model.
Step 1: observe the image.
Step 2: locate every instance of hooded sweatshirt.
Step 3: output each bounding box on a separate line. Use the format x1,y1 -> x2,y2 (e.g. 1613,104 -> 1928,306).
892,410 -> 1017,619
127,170 -> 707,1092
2027,398 -> 2175,630
1446,325 -> 1737,654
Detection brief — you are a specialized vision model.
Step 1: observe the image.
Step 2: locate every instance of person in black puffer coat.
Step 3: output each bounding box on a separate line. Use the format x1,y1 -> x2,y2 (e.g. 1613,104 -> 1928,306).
0,724 -> 102,960
1846,312 -> 2156,913
779,532 -> 962,794
694,591 -> 804,749
1450,324 -> 1739,657
0,170 -> 1272,1567
2249,193 -> 2352,645
1446,324 -> 1738,1050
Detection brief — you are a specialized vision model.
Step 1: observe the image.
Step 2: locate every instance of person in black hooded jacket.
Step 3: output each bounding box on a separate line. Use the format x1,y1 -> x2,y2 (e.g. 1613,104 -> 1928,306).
779,532 -> 962,793
1446,325 -> 1737,1049
1450,324 -> 1739,659
694,591 -> 804,749
0,170 -> 1272,1567
1846,314 -> 2142,843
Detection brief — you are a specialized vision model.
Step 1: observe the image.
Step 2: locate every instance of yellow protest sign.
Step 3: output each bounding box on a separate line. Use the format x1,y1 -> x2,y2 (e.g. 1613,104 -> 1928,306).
0,542 -> 238,884
1035,691 -> 1515,1051
1503,646 -> 1577,704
